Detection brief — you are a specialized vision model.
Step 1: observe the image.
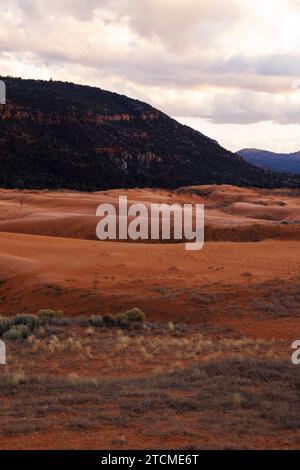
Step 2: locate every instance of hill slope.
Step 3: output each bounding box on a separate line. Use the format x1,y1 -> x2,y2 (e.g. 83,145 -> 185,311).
238,148 -> 300,175
0,76 -> 299,190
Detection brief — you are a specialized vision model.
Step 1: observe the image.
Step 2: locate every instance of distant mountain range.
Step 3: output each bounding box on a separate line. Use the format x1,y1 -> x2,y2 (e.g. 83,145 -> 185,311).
237,148 -> 300,175
0,76 -> 299,191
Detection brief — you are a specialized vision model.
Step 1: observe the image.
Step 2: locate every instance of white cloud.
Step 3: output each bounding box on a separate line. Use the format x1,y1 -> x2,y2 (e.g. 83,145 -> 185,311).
178,117 -> 300,153
1,0 -> 300,149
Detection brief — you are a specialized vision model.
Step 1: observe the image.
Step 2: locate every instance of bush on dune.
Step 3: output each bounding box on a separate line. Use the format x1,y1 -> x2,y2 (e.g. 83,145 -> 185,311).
88,315 -> 103,328
13,314 -> 39,331
104,308 -> 146,328
124,308 -> 145,323
3,325 -> 30,341
37,309 -> 64,319
0,317 -> 13,336
0,307 -> 145,338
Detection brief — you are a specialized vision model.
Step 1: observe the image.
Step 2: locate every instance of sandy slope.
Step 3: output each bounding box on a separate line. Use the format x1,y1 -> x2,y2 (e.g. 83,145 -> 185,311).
0,185 -> 299,241
0,185 -> 299,339
0,185 -> 299,450
0,231 -> 299,339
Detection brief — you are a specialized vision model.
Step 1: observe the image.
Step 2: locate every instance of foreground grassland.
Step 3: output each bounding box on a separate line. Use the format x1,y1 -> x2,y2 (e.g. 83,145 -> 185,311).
0,315 -> 299,450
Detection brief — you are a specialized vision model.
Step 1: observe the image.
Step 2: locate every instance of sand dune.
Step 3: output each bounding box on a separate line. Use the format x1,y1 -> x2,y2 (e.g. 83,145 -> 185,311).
0,185 -> 299,340
0,185 -> 299,450
0,185 -> 299,241
0,231 -> 299,339
226,201 -> 300,222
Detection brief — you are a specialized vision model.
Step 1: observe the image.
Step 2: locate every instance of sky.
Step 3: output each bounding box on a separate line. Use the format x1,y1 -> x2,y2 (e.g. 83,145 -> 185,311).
1,0 -> 300,153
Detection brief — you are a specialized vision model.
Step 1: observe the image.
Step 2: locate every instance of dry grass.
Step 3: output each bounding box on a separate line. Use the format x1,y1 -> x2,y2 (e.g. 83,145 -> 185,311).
0,319 -> 298,449
0,355 -> 299,448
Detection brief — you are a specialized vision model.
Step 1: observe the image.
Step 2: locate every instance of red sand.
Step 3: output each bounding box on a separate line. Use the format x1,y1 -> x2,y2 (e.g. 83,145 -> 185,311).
0,185 -> 299,450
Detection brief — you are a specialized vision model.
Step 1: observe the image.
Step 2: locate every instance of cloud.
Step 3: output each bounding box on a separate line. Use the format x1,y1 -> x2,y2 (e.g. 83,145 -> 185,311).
202,91 -> 300,124
1,0 -> 300,125
14,0 -> 107,21
255,54 -> 300,77
119,0 -> 242,50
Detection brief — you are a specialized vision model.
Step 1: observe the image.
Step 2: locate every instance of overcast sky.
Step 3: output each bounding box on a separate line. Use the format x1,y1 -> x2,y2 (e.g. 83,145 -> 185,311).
1,0 -> 300,152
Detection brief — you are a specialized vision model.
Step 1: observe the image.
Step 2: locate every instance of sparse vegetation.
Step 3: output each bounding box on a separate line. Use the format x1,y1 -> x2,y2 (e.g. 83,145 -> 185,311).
0,355 -> 298,448
102,309 -> 146,328
88,315 -> 103,328
0,317 -> 12,336
37,309 -> 64,319
3,324 -> 30,340
46,317 -> 72,326
0,302 -> 297,449
103,314 -> 118,327
124,308 -> 146,323
13,314 -> 39,331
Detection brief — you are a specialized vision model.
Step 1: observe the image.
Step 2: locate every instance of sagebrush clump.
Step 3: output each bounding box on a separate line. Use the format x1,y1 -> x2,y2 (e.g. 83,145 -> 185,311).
103,308 -> 146,328
13,314 -> 39,331
0,317 -> 12,336
124,308 -> 145,323
103,314 -> 118,327
88,315 -> 103,328
3,325 -> 30,341
37,309 -> 64,319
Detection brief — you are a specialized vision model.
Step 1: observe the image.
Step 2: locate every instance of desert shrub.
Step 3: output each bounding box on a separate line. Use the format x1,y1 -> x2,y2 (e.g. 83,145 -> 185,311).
115,312 -> 127,321
37,309 -> 64,319
88,315 -> 103,327
13,314 -> 39,331
76,317 -> 89,327
102,309 -> 145,328
103,314 -> 118,327
0,318 -> 12,336
124,308 -> 146,323
3,325 -> 30,341
175,323 -> 188,334
117,318 -> 131,330
47,317 -> 72,326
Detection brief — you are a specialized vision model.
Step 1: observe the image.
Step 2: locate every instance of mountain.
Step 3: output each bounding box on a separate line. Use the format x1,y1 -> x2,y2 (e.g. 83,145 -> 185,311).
237,148 -> 300,175
0,76 -> 299,191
